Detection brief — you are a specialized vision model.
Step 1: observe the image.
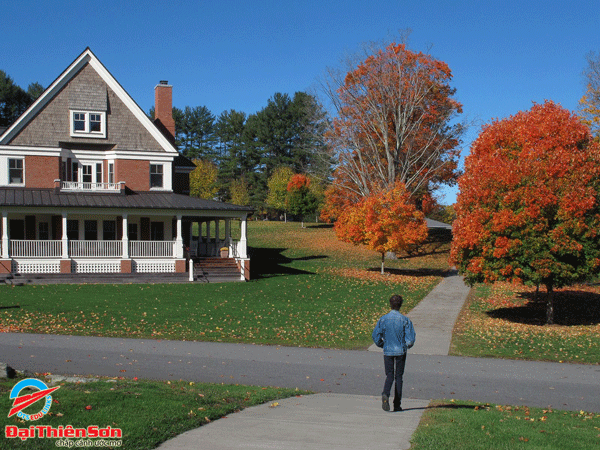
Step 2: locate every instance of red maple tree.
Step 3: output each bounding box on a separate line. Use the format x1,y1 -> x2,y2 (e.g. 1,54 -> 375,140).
451,101 -> 600,323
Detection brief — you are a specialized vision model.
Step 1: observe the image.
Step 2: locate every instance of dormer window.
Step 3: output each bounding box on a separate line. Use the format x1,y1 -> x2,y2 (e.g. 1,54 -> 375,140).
70,111 -> 106,138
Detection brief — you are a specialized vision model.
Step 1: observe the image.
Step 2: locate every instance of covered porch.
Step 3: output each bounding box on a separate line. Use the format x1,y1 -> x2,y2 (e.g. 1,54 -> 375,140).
0,189 -> 252,281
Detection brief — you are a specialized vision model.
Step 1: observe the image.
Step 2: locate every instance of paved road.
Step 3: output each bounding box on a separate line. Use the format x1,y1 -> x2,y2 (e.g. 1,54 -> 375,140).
2,333 -> 598,413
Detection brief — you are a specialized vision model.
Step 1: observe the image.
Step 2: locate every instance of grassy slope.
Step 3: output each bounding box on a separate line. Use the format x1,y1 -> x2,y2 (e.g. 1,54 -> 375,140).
0,222 -> 449,349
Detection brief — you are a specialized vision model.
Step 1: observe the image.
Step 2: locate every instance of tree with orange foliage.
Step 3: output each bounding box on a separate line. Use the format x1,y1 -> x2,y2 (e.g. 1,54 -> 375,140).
335,182 -> 428,274
451,101 -> 600,324
321,39 -> 464,211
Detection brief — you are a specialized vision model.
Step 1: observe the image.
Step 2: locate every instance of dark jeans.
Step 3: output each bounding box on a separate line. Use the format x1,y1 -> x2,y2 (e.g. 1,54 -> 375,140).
382,354 -> 407,408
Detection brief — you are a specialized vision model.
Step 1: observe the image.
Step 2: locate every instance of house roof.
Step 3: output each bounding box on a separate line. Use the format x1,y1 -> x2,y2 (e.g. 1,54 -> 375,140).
0,48 -> 178,154
425,218 -> 453,230
0,188 -> 253,214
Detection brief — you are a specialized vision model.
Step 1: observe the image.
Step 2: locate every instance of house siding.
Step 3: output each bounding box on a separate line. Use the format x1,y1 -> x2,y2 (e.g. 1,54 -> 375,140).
9,64 -> 164,152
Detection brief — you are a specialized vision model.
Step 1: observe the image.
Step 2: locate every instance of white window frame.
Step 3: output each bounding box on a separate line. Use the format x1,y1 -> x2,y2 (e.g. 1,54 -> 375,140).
8,157 -> 24,185
70,110 -> 106,138
82,164 -> 93,183
150,163 -> 164,189
108,162 -> 114,184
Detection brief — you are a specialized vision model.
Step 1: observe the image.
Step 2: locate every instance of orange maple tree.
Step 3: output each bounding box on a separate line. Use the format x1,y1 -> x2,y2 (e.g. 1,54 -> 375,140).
322,40 -> 464,215
451,101 -> 600,324
335,182 -> 428,274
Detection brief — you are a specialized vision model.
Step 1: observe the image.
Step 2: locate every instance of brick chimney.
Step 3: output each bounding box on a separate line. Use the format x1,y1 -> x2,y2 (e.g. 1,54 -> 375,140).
154,80 -> 175,143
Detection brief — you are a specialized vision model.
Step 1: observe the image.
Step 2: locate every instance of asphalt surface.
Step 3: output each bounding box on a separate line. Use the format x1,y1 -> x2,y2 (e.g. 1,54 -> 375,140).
1,333 -> 599,413
2,272 -> 599,449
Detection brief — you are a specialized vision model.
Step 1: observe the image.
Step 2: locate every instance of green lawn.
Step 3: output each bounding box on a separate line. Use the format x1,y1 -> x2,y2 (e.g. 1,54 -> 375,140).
0,221 -> 449,349
450,283 -> 600,364
1,375 -> 305,450
410,400 -> 600,450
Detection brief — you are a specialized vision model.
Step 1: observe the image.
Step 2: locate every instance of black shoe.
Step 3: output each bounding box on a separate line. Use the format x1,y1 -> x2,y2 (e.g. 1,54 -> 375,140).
393,406 -> 403,412
382,395 -> 390,411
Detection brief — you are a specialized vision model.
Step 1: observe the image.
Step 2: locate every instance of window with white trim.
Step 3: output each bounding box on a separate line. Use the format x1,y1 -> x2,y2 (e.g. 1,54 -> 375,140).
8,158 -> 24,184
150,164 -> 164,188
70,111 -> 106,138
82,164 -> 93,183
96,163 -> 103,186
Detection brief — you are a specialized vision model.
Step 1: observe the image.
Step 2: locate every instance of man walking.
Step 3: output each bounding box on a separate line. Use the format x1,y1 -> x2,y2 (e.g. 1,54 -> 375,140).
372,295 -> 416,412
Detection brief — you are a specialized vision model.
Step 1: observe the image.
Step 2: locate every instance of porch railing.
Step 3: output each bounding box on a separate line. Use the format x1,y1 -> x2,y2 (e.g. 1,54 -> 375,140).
70,240 -> 123,257
10,240 -> 62,257
5,239 -> 242,259
61,181 -> 121,192
130,240 -> 175,258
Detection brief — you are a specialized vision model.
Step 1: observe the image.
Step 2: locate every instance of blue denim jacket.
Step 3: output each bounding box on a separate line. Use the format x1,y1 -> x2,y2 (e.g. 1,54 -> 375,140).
372,310 -> 416,356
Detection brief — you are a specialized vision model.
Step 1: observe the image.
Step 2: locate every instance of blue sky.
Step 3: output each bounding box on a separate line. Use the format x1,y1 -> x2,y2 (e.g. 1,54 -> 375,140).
3,0 -> 600,203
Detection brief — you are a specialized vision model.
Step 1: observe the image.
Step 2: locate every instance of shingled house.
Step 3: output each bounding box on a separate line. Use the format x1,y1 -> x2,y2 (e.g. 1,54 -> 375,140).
0,48 -> 252,281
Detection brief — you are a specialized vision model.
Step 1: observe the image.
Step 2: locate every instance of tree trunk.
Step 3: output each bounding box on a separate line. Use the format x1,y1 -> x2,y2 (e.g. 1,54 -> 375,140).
545,285 -> 555,325
381,253 -> 385,275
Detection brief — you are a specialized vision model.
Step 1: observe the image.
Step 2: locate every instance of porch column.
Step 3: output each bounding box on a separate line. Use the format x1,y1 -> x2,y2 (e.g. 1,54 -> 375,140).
61,213 -> 69,259
239,214 -> 248,258
175,215 -> 183,258
225,219 -> 231,249
215,219 -> 220,246
188,221 -> 194,255
1,211 -> 8,259
205,221 -> 211,256
122,214 -> 129,258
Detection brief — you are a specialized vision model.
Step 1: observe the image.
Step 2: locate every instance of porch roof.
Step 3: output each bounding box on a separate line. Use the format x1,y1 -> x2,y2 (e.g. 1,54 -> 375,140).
0,188 -> 253,213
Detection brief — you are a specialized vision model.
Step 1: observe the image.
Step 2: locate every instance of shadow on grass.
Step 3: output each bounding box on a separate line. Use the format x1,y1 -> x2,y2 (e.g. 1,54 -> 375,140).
486,290 -> 600,326
428,404 -> 479,410
249,247 -> 328,279
0,305 -> 20,310
306,224 -> 334,229
396,405 -> 478,412
367,267 -> 450,278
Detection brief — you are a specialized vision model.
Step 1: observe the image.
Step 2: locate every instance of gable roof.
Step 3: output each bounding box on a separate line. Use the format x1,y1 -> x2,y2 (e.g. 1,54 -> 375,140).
0,48 -> 177,154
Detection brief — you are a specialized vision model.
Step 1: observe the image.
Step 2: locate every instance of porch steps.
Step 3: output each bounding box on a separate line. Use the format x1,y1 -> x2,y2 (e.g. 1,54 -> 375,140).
193,258 -> 244,283
1,272 -> 190,286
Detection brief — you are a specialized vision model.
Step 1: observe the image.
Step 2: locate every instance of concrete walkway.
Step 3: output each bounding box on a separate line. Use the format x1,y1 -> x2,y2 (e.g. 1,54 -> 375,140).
158,271 -> 469,450
157,395 -> 430,450
369,269 -> 471,355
